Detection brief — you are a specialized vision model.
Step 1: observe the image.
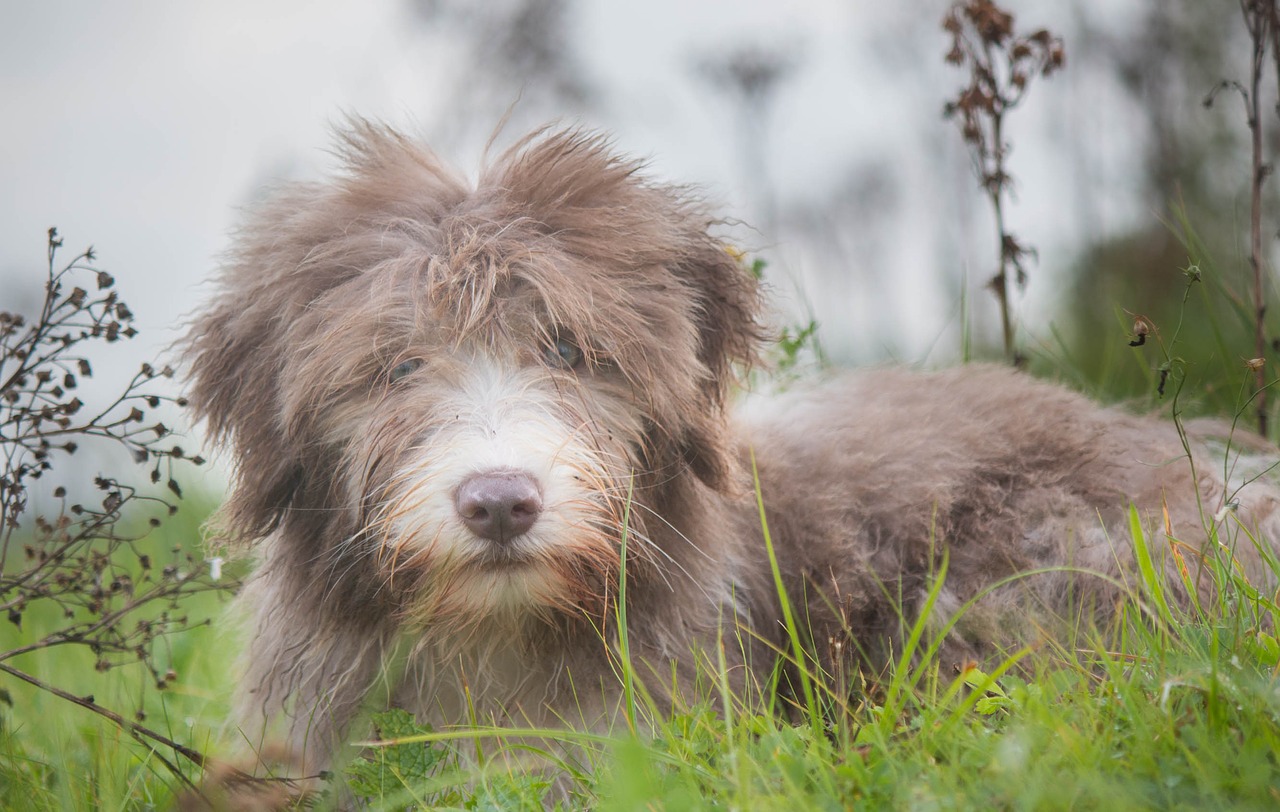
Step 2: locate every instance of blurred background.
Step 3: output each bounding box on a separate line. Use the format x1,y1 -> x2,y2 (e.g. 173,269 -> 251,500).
0,0 -> 1272,427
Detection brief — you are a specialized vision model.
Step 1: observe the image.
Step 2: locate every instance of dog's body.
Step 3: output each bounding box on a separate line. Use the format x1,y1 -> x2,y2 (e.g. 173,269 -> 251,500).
187,123 -> 1280,773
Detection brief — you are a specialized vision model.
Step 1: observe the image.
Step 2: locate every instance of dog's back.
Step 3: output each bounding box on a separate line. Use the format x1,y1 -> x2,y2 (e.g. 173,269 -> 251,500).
738,365 -> 1280,669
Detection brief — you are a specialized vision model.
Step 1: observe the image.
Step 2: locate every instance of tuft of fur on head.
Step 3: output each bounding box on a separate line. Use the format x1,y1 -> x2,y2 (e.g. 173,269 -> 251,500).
185,120 -> 766,768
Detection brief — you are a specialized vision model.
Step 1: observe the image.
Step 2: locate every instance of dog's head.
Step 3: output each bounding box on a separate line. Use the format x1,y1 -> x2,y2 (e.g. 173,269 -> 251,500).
186,121 -> 764,625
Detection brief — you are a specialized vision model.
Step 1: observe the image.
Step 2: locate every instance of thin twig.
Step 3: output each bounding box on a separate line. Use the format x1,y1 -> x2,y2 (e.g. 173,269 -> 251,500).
0,661 -> 208,787
1244,0 -> 1274,436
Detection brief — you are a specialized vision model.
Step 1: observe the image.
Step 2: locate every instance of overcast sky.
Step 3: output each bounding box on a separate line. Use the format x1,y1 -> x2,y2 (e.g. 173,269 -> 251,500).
1,1 -> 1145,390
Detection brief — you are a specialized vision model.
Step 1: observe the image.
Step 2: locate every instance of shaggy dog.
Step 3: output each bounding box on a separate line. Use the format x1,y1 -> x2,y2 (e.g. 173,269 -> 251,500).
187,121 -> 1280,775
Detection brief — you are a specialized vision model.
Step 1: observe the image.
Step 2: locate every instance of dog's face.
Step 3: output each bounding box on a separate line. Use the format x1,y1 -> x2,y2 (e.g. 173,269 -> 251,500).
187,123 -> 763,629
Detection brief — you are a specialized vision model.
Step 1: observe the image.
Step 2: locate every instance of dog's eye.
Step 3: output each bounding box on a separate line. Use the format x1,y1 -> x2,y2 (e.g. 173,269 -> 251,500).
544,337 -> 584,371
389,358 -> 423,383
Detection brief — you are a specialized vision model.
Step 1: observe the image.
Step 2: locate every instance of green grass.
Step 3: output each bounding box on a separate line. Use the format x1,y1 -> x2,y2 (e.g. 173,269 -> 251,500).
327,508 -> 1280,811
280,510 -> 1280,809
0,499 -> 238,811
2,472 -> 1280,810
591,509 -> 1280,811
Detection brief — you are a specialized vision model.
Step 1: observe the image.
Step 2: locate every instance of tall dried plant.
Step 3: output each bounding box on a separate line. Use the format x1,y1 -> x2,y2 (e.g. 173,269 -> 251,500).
1207,0 -> 1280,436
943,0 -> 1064,365
0,229 -> 232,789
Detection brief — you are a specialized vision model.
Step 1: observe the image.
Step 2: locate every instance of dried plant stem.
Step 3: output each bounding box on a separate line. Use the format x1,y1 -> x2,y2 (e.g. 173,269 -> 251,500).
986,110 -> 1016,362
1,229 -> 235,798
942,0 -> 1064,367
0,661 -> 207,788
1246,1 -> 1274,436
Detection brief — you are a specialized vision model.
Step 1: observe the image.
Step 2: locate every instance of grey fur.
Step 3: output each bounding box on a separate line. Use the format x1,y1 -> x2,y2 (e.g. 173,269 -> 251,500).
185,121 -> 1280,774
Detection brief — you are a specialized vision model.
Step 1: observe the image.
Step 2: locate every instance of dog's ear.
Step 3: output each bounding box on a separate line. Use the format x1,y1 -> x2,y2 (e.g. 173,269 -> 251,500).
184,182 -> 372,543
184,235 -> 311,543
671,234 -> 766,491
681,239 -> 765,405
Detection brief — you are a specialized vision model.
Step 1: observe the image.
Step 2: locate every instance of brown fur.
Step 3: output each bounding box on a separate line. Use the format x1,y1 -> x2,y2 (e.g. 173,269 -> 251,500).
186,121 -> 1280,775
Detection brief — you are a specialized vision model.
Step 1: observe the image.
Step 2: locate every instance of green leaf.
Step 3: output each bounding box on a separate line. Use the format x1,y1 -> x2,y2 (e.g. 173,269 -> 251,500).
346,709 -> 446,802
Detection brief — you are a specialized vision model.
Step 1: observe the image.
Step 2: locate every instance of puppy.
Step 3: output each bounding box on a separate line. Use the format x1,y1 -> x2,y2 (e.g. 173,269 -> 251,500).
186,121 -> 1280,775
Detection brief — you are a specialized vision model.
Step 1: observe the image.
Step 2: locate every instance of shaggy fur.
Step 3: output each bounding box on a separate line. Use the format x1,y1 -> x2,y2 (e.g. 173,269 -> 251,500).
186,121 -> 1280,775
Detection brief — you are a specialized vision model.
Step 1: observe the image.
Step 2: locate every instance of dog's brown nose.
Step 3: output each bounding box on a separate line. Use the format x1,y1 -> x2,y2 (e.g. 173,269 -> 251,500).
455,470 -> 543,543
